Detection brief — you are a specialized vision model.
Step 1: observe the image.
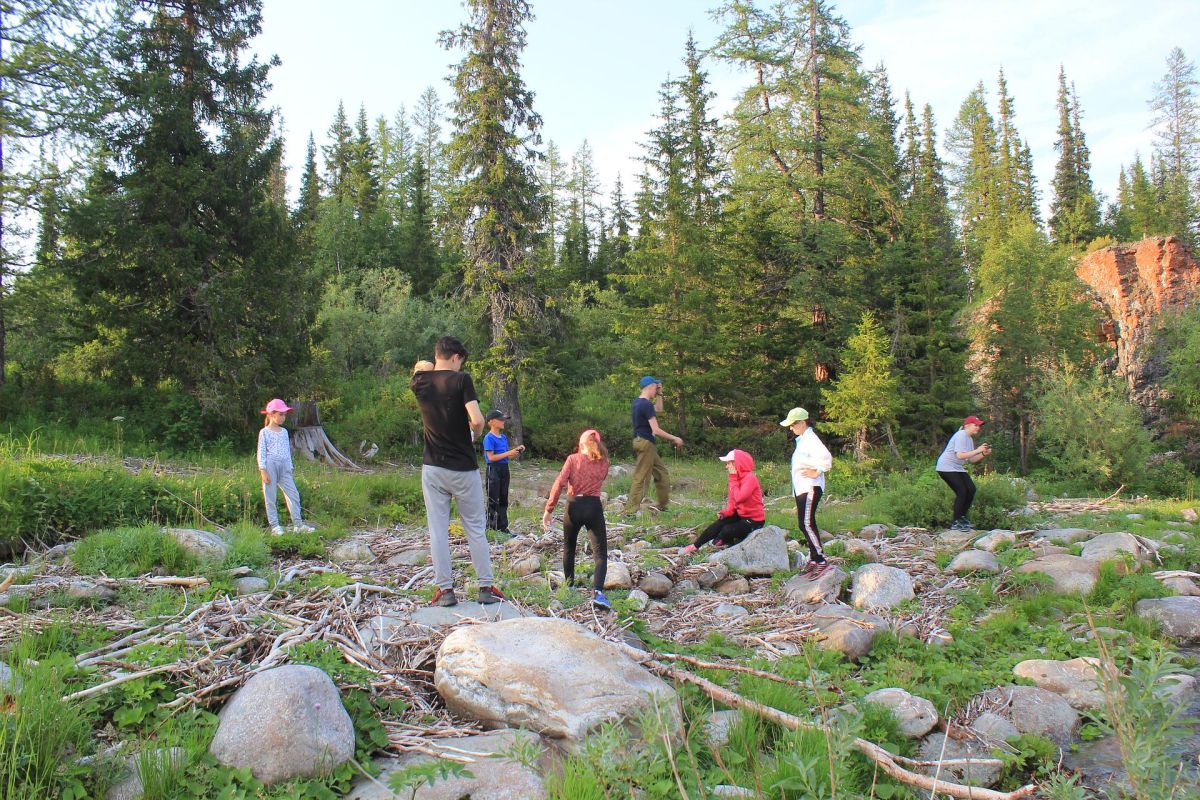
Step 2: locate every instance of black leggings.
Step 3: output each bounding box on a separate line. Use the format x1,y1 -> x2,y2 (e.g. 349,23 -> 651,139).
796,487 -> 824,563
692,514 -> 764,549
563,495 -> 608,590
938,471 -> 976,521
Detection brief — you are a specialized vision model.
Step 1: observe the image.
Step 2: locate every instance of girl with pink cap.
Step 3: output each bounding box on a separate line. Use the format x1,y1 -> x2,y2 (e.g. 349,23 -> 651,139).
543,429 -> 612,610
258,398 -> 315,535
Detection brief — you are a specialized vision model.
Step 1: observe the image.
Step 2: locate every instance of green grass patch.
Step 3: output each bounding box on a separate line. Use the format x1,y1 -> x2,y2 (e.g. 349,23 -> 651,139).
71,526 -> 199,578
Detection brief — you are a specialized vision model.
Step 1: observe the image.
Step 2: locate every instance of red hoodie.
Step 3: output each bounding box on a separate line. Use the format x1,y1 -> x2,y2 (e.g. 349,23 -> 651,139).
718,449 -> 765,521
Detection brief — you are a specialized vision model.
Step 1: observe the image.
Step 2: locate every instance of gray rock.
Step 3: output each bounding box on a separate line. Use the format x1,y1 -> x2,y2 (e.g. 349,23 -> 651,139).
713,603 -> 748,618
510,555 -> 541,577
850,564 -> 915,611
0,662 -> 19,694
435,617 -> 681,751
639,572 -> 674,598
167,528 -> 228,561
695,563 -> 729,589
976,685 -> 1079,744
676,579 -> 699,593
412,600 -> 527,629
937,529 -> 977,549
971,711 -> 1020,745
863,688 -> 938,738
347,729 -> 547,800
329,539 -> 375,563
387,549 -> 429,567
357,613 -> 409,653
1160,576 -> 1200,596
706,525 -> 789,577
1079,531 -> 1150,565
1017,554 -> 1100,594
67,579 -> 115,604
973,530 -> 1016,552
859,523 -> 889,538
710,787 -> 756,799
233,576 -> 269,595
715,575 -> 751,595
917,733 -> 1002,788
1183,508 -> 1198,523
603,562 -> 633,590
106,748 -> 188,800
782,566 -> 846,605
626,589 -> 650,612
1155,673 -> 1197,704
1135,596 -> 1200,643
1013,657 -> 1106,710
705,710 -> 740,748
946,550 -> 1000,575
226,566 -> 252,577
810,604 -> 886,661
1126,513 -> 1144,521
209,665 -> 355,784
926,630 -> 954,647
843,538 -> 879,562
1034,528 -> 1098,545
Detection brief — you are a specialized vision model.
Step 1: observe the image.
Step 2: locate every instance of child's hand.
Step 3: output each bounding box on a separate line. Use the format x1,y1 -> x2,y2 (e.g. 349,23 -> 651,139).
801,468 -> 820,478
542,510 -> 552,530
517,444 -> 526,454
259,469 -> 269,483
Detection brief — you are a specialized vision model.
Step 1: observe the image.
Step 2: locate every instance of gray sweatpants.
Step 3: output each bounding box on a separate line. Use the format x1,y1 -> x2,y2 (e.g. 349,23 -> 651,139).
421,464 -> 494,590
262,459 -> 302,527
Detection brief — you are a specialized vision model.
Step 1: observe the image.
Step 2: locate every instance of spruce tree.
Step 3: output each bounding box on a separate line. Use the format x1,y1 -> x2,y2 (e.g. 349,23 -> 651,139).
945,83 -> 998,274
821,311 -> 900,460
1149,47 -> 1199,244
295,133 -> 322,229
440,0 -> 545,444
1049,69 -> 1100,247
63,0 -> 314,421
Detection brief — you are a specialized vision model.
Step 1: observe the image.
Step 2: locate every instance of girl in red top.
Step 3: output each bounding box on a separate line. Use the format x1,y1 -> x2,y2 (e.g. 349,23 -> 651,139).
543,429 -> 612,610
681,449 -> 765,555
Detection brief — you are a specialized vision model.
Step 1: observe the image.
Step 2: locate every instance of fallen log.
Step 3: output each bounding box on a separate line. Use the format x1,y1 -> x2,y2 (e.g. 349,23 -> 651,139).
615,641 -> 1037,800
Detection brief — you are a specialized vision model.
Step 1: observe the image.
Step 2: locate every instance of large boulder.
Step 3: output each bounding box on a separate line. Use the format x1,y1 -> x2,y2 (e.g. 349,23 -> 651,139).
435,617 -> 680,751
975,685 -> 1079,744
782,566 -> 846,605
329,539 -> 375,563
1079,532 -> 1149,566
347,729 -> 547,800
706,526 -> 789,577
1017,554 -> 1100,594
1135,596 -> 1200,643
946,550 -> 1000,575
843,539 -> 879,562
209,665 -> 354,784
166,528 -> 228,561
850,564 -> 915,611
1013,657 -> 1106,710
862,688 -> 938,738
810,605 -> 886,661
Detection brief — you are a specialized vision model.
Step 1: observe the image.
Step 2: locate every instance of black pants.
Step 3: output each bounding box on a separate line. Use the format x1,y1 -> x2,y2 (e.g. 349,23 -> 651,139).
563,495 -> 608,590
485,462 -> 510,532
938,470 -> 976,521
693,514 -> 764,549
796,487 -> 824,563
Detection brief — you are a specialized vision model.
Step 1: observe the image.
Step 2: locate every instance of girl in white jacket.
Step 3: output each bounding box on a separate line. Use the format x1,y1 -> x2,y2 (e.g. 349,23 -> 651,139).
780,407 -> 833,577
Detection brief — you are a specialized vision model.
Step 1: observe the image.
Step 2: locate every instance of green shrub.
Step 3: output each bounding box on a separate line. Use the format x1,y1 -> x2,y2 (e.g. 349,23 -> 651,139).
71,526 -> 200,578
863,469 -> 1027,529
1131,458 -> 1196,499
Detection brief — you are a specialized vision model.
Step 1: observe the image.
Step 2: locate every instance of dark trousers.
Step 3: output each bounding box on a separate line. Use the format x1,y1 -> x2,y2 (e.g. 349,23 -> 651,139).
563,495 -> 608,590
938,470 -> 976,521
796,487 -> 824,563
693,514 -> 764,549
485,462 -> 510,532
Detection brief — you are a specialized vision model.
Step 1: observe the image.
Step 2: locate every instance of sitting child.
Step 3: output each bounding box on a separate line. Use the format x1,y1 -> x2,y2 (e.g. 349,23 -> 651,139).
681,449 -> 765,555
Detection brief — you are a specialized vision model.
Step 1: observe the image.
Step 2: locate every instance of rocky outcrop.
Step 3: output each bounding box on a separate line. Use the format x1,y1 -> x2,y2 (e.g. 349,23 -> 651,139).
1075,236 -> 1200,416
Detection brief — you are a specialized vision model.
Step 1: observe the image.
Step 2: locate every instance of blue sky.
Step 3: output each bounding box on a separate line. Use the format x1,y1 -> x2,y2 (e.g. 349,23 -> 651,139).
253,0 -> 1200,215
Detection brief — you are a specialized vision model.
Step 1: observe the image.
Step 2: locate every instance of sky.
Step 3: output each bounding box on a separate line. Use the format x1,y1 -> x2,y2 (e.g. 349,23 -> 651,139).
253,0 -> 1200,217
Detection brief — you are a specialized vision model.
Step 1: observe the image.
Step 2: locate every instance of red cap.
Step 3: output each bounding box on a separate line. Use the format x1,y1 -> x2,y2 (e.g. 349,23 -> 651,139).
963,416 -> 984,426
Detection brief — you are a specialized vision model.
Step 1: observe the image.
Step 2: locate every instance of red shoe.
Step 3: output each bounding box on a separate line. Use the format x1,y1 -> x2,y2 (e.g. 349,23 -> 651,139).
431,587 -> 458,607
681,544 -> 697,555
477,585 -> 505,605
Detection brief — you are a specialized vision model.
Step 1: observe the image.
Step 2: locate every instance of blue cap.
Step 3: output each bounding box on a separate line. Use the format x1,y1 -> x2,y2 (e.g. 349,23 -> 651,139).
639,376 -> 661,388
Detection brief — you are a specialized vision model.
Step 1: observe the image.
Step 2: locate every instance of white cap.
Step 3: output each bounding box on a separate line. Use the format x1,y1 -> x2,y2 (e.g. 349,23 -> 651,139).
718,450 -> 737,462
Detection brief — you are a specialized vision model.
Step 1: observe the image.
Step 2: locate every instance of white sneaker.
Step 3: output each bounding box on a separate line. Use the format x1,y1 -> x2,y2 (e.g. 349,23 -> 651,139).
270,525 -> 286,536
291,522 -> 316,533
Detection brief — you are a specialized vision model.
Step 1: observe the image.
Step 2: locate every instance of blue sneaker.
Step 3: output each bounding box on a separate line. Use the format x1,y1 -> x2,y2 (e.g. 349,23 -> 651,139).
592,590 -> 612,610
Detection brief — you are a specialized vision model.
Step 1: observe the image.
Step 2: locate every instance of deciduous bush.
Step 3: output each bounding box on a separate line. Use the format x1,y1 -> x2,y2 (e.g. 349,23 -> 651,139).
863,469 -> 1028,529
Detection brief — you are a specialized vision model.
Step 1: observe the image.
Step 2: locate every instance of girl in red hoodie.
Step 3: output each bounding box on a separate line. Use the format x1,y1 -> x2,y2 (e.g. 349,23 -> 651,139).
681,449 -> 765,555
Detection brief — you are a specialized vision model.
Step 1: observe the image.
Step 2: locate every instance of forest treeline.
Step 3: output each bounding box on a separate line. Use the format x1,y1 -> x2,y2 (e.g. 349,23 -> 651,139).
3,0 -> 1200,482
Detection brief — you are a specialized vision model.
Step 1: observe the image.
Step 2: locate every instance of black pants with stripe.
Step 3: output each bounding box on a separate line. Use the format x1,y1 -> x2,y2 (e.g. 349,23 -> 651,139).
796,486 -> 824,563
563,495 -> 608,590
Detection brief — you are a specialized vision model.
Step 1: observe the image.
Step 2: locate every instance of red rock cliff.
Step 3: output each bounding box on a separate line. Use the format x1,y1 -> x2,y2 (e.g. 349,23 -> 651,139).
1075,236 -> 1200,412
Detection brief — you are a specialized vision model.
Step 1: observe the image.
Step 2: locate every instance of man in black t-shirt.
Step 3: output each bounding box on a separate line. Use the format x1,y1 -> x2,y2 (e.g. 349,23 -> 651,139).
411,336 -> 502,607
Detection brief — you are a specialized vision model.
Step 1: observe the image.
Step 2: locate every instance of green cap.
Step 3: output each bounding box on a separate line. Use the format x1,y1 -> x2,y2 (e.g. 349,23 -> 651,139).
779,407 -> 809,426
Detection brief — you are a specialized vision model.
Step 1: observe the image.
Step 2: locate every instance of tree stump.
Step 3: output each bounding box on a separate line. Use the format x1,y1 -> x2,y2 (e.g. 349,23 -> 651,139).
288,401 -> 363,471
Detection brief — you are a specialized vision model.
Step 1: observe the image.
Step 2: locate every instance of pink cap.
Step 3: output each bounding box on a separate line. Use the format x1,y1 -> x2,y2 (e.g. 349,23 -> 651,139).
578,429 -> 602,449
262,398 -> 293,414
